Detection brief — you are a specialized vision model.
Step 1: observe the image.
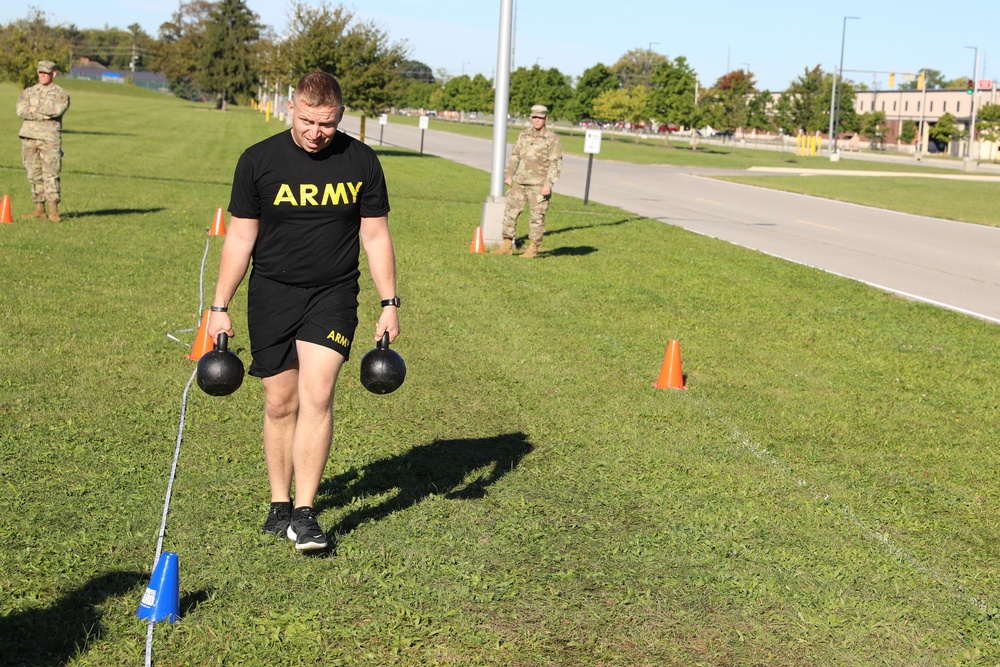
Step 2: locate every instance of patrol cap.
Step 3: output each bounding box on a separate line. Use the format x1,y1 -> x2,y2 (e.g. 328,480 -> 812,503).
530,104 -> 548,118
37,60 -> 56,74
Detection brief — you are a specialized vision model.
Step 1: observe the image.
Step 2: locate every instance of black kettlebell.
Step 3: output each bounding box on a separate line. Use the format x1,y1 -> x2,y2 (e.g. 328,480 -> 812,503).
360,331 -> 406,394
197,332 -> 245,396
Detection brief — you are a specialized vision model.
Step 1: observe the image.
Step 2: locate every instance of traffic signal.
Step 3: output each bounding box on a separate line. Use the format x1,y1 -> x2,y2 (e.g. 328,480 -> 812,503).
918,72 -> 926,90
888,72 -> 895,88
967,79 -> 975,94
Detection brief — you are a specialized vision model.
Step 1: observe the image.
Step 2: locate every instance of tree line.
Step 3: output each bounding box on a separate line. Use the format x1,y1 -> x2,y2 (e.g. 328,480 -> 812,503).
2,0 -> 995,146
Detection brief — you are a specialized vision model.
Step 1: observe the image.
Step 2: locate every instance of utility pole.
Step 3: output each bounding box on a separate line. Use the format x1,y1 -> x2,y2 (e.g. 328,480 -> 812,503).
829,16 -> 860,158
479,0 -> 514,247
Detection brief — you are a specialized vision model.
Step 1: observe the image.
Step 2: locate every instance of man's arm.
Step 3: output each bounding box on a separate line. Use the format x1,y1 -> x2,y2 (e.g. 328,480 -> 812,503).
359,215 -> 399,343
15,90 -> 33,120
207,215 -> 259,339
38,88 -> 70,120
504,134 -> 523,185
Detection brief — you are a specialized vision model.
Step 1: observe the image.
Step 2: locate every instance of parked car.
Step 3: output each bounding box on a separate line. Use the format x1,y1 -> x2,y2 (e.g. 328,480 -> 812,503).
655,123 -> 679,133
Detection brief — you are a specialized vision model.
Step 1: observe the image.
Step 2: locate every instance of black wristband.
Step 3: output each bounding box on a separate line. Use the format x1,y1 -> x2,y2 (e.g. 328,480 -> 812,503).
380,296 -> 401,308
210,305 -> 228,312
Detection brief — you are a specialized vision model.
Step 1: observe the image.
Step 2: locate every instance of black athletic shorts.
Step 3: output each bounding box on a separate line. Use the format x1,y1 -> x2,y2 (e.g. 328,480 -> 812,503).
246,272 -> 359,378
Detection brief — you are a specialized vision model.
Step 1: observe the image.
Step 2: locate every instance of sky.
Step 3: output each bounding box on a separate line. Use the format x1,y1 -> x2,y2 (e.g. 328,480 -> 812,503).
3,0 -> 1000,92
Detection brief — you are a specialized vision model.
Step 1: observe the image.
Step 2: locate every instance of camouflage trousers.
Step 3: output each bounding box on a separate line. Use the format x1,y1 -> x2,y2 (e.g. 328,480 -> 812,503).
502,182 -> 550,244
21,137 -> 62,204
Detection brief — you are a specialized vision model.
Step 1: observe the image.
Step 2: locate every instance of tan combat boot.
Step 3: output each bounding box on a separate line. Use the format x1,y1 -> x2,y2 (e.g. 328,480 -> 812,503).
47,202 -> 60,222
521,240 -> 539,259
491,237 -> 513,255
23,203 -> 46,219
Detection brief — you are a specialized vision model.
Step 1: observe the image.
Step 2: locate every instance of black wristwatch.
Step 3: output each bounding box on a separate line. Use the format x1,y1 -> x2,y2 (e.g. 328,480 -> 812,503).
380,296 -> 401,308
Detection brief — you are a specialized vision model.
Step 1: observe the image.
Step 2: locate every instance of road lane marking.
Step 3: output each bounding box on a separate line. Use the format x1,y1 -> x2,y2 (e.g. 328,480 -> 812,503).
695,197 -> 722,205
794,218 -> 841,231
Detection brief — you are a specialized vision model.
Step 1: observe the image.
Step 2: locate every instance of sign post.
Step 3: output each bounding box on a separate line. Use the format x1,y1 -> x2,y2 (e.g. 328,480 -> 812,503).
379,113 -> 387,146
583,129 -> 602,205
419,115 -> 429,154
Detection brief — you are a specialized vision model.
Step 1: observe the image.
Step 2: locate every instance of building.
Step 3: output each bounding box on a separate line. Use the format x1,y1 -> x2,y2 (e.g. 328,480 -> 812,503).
850,84 -> 999,158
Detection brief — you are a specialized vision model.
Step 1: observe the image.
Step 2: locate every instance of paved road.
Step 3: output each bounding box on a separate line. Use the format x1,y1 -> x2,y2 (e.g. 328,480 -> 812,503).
342,116 -> 1000,324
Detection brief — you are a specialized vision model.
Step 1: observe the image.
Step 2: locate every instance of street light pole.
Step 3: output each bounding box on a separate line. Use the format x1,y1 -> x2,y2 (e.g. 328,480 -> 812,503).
829,16 -> 859,158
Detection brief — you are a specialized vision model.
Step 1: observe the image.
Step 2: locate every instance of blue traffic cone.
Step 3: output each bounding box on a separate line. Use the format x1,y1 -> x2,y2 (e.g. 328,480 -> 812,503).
136,551 -> 180,623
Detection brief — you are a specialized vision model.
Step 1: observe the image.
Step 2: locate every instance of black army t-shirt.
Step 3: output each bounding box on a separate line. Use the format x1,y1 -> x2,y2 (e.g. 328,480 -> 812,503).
229,129 -> 390,288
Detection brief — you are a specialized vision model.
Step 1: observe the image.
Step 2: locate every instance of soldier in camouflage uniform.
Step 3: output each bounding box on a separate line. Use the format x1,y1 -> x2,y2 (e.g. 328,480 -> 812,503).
17,60 -> 71,222
494,104 -> 562,258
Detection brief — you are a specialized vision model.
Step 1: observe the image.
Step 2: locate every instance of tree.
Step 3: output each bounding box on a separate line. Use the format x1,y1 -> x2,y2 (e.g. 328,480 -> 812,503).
197,0 -> 262,107
899,68 -> 947,90
277,1 -> 405,139
393,60 -> 436,109
570,63 -> 618,121
281,1 -> 353,77
76,25 -> 155,71
785,65 -> 828,133
859,110 -> 888,149
647,56 -> 697,129
0,9 -> 74,88
592,85 -> 648,141
437,73 -> 493,115
151,0 -> 214,98
746,90 -> 774,134
976,103 -> 1000,161
771,93 -> 795,135
899,120 -> 917,145
700,68 -> 755,135
612,48 -> 666,89
509,64 -> 573,119
337,19 -> 405,120
930,112 -> 961,148
399,59 -> 435,83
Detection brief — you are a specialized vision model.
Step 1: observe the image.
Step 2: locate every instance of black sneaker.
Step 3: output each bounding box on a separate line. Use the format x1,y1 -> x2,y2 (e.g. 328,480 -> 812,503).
261,501 -> 292,537
287,506 -> 328,551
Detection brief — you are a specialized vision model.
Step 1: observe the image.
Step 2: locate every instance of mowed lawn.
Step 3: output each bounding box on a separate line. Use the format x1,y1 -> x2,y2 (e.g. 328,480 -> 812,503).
2,80 -> 1000,666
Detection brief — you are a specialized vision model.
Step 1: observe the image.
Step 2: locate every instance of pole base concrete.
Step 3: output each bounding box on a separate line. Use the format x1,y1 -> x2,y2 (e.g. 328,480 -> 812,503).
480,196 -> 505,248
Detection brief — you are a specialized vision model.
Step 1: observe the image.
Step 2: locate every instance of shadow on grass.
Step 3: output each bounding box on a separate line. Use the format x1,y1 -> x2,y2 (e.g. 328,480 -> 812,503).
541,215 -> 643,239
0,570 -> 144,666
63,129 -> 137,137
371,148 -> 431,158
65,207 -> 166,219
316,432 -> 533,534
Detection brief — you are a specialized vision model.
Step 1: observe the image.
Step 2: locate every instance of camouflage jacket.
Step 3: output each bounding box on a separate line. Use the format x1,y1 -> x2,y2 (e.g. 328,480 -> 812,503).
505,125 -> 562,188
17,83 -> 70,142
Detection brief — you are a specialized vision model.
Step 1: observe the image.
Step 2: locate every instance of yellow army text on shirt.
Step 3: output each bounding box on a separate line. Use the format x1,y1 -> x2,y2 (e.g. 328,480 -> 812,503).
17,82 -> 71,142
505,124 -> 563,188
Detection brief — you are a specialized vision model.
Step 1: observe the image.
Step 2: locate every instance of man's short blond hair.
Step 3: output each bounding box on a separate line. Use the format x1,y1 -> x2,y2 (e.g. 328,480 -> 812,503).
294,72 -> 342,109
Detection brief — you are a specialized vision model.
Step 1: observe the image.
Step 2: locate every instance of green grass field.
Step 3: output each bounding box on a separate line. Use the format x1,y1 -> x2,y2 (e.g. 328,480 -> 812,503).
3,80 -> 1000,665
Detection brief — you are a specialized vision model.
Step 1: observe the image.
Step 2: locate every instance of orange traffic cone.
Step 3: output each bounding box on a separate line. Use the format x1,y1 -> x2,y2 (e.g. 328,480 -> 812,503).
469,226 -> 485,253
187,310 -> 213,360
0,195 -> 12,224
654,339 -> 687,389
209,208 -> 226,236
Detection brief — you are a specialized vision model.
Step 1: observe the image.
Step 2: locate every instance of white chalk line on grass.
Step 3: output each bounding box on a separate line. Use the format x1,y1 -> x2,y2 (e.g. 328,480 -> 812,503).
726,423 -> 991,614
145,236 -> 215,666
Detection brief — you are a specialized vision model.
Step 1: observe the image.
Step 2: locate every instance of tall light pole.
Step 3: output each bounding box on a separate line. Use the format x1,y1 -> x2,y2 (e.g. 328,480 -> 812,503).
828,16 -> 859,157
965,46 -> 981,161
479,0 -> 514,246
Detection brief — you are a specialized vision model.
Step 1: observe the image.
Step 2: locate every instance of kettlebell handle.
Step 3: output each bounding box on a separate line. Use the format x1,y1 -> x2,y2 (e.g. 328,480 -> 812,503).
378,331 -> 389,350
216,332 -> 229,352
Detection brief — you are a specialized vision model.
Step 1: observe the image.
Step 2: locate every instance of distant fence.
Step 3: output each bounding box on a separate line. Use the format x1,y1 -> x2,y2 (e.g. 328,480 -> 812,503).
68,67 -> 171,94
